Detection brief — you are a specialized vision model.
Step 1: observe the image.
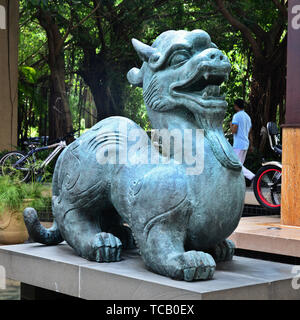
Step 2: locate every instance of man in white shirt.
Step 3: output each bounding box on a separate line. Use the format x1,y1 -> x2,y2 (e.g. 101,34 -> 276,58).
230,99 -> 255,181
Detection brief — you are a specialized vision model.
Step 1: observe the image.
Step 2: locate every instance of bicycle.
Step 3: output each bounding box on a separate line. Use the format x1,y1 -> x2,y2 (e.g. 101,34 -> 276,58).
0,130 -> 78,183
253,122 -> 282,213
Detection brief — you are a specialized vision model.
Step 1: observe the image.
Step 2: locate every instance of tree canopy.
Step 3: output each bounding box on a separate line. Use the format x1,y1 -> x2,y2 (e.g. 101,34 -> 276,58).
18,0 -> 287,156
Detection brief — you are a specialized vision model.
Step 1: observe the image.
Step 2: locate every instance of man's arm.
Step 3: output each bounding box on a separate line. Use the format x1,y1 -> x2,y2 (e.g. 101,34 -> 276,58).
230,122 -> 238,134
248,128 -> 254,152
230,113 -> 238,134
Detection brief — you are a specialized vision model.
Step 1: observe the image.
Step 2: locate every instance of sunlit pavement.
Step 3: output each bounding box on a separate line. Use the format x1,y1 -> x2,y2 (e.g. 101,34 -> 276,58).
0,279 -> 20,300
245,187 -> 259,206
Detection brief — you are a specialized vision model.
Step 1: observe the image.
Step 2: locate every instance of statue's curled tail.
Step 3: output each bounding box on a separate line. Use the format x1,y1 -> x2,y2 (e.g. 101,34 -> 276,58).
23,208 -> 63,245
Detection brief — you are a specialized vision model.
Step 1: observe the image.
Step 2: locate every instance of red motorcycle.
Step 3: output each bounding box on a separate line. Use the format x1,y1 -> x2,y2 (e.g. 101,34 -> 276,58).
253,122 -> 281,213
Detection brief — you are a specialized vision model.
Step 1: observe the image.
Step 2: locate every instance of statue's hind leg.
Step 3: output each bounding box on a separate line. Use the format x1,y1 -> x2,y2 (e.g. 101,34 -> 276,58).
106,224 -> 136,250
100,207 -> 136,250
207,239 -> 235,263
60,208 -> 122,262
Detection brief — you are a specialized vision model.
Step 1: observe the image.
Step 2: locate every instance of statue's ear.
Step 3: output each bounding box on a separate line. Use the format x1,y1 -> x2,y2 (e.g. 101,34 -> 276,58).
132,38 -> 156,62
127,67 -> 143,87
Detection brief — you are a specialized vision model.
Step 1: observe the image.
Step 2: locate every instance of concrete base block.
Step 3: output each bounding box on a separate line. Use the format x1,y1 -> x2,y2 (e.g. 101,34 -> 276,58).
229,215 -> 300,258
0,242 -> 300,300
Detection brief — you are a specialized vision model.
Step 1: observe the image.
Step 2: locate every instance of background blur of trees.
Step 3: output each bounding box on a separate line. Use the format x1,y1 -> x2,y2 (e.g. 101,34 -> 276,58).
18,0 -> 287,162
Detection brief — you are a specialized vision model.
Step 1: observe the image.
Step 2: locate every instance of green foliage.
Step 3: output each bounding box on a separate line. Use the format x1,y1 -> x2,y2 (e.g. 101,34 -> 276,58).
27,0 -> 48,7
18,0 -> 286,158
26,0 -> 65,9
0,150 -> 9,159
222,45 -> 251,134
0,176 -> 51,214
29,194 -> 52,212
0,177 -> 24,212
225,0 -> 287,34
18,5 -> 49,142
19,66 -> 37,84
123,85 -> 151,131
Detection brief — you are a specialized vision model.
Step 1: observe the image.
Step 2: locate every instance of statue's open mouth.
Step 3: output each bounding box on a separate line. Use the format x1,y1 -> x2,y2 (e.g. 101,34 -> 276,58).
170,64 -> 230,107
176,73 -> 226,99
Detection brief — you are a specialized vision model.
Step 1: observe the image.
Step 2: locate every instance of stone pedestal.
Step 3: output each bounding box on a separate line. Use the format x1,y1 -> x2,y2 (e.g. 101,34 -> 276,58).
0,242 -> 300,300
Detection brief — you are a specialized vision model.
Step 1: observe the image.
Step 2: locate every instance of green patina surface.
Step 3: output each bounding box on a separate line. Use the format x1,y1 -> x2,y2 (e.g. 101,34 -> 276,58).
24,30 -> 245,281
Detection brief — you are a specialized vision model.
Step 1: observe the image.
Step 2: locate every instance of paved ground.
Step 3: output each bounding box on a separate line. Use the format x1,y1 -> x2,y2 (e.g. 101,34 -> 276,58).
245,187 -> 259,205
0,279 -> 20,300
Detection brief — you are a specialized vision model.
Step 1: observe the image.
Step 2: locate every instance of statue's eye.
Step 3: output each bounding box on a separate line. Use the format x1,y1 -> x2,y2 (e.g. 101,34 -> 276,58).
168,51 -> 190,67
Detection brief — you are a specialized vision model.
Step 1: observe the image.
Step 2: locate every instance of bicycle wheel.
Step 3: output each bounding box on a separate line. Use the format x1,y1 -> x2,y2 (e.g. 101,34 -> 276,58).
253,165 -> 281,213
0,151 -> 32,183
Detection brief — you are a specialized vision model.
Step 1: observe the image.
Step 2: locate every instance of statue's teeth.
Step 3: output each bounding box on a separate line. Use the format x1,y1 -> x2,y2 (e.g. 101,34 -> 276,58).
204,73 -> 209,80
202,91 -> 208,98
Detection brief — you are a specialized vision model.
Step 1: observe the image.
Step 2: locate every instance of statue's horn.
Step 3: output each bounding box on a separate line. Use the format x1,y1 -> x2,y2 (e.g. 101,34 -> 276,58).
132,38 -> 156,62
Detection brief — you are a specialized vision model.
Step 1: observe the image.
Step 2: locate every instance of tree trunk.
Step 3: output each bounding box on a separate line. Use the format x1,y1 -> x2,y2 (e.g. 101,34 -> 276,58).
79,51 -> 125,121
248,53 -> 286,151
37,9 -> 73,141
214,0 -> 287,153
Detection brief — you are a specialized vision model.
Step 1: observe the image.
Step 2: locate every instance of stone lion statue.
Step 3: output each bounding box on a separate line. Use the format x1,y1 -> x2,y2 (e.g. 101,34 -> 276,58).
24,30 -> 245,281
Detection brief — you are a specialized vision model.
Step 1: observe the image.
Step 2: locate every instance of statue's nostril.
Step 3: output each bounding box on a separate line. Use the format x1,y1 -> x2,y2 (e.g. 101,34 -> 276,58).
220,55 -> 224,60
211,54 -> 215,59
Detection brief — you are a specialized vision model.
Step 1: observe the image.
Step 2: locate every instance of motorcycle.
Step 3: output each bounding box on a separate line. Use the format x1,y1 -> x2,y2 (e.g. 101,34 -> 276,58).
253,122 -> 282,213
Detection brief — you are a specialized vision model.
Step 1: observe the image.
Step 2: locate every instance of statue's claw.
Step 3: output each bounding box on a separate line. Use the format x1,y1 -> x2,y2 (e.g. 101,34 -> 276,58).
167,251 -> 216,281
209,239 -> 235,263
92,232 -> 122,262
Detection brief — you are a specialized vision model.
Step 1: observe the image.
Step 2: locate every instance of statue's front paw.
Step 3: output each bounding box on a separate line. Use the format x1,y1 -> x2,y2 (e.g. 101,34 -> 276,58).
92,232 -> 122,262
209,239 -> 235,263
167,251 -> 216,281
